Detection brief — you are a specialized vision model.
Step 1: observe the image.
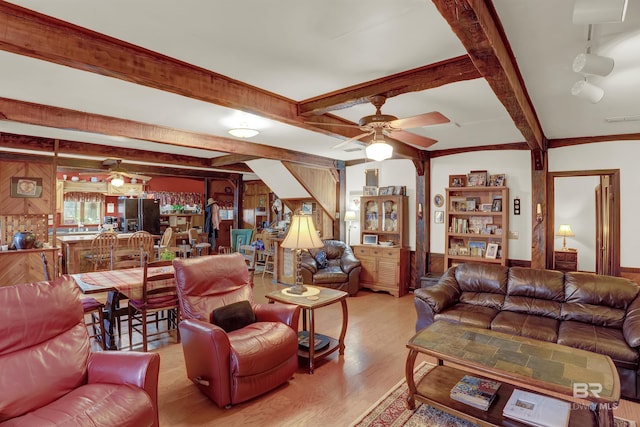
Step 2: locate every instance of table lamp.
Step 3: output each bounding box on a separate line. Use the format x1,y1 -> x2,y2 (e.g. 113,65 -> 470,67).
280,213 -> 323,294
556,224 -> 575,250
344,210 -> 357,246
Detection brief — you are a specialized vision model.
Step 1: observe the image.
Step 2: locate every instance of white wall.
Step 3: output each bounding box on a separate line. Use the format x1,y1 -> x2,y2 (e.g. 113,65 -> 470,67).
549,140 -> 640,268
430,150 -> 532,261
345,160 -> 417,249
554,176 -> 598,272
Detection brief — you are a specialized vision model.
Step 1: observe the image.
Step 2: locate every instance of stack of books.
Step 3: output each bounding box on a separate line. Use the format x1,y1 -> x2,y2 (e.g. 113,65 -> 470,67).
502,389 -> 570,427
449,375 -> 501,411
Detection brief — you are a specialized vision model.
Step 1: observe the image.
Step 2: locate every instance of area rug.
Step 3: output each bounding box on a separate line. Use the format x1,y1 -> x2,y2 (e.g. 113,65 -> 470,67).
350,362 -> 637,427
349,362 -> 479,427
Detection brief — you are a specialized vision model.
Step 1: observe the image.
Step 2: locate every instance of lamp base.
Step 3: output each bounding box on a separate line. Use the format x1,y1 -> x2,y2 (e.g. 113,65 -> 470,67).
287,284 -> 308,295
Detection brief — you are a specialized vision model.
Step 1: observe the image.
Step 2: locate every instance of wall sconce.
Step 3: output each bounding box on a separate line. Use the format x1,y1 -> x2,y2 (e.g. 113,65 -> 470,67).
536,203 -> 543,223
417,203 -> 423,220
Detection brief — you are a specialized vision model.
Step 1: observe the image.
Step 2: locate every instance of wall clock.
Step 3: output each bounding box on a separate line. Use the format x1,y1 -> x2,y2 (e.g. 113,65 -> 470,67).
434,194 -> 444,207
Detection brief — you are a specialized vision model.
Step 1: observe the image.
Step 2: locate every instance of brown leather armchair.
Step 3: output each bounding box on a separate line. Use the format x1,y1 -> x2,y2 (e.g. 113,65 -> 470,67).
173,253 -> 300,408
0,276 -> 160,426
299,240 -> 361,296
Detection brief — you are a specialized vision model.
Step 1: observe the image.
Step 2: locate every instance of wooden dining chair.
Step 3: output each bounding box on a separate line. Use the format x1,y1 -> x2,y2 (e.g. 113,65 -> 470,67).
127,230 -> 155,262
87,232 -> 117,271
188,228 -> 211,257
128,255 -> 180,352
155,227 -> 180,260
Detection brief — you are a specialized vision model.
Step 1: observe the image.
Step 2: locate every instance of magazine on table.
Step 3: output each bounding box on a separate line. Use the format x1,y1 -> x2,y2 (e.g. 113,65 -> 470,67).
449,375 -> 501,411
502,389 -> 570,427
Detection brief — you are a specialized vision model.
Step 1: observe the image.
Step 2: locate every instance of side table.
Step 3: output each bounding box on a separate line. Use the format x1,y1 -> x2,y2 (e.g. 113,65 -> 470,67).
266,286 -> 348,374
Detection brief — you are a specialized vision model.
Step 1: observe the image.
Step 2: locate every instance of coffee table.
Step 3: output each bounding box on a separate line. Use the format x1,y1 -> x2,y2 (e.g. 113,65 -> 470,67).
266,285 -> 348,374
406,321 -> 620,427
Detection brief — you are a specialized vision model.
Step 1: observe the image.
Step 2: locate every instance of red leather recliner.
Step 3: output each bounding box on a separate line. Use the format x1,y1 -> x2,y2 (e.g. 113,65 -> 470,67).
173,253 -> 300,408
0,276 -> 160,427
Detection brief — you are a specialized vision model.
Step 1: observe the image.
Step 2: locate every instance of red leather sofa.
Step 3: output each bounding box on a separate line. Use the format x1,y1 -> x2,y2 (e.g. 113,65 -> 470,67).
0,276 -> 160,426
173,253 -> 300,408
414,263 -> 640,401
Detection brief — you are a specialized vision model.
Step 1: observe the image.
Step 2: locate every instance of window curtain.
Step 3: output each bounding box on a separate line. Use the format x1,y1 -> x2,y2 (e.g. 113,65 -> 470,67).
63,192 -> 106,203
154,192 -> 202,207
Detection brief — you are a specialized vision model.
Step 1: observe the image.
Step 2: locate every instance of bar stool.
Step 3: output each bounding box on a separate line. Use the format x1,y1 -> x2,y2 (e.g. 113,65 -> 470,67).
82,297 -> 107,350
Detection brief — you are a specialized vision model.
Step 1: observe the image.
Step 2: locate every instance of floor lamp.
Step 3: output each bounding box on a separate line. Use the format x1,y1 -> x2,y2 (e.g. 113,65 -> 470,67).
280,214 -> 323,295
344,210 -> 357,246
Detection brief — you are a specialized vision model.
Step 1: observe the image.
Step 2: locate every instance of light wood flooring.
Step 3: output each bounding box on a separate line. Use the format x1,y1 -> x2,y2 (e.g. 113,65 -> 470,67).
90,275 -> 640,426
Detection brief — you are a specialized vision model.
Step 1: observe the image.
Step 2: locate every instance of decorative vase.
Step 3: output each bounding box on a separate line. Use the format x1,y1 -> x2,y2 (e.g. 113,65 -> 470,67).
12,231 -> 36,250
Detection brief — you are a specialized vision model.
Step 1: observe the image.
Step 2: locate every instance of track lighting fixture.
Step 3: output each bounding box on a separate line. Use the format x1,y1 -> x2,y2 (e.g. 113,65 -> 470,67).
572,52 -> 614,76
571,79 -> 604,103
573,0 -> 628,24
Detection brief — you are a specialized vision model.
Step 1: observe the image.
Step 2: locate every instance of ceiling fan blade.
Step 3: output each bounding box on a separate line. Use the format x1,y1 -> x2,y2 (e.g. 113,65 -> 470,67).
389,111 -> 449,130
120,171 -> 153,181
306,121 -> 361,129
389,130 -> 438,148
332,131 -> 373,149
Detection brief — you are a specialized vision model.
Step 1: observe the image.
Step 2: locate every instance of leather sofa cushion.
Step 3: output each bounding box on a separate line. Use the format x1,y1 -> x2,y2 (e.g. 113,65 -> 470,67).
435,303 -> 499,329
3,383 -> 155,427
229,322 -> 298,377
455,263 -> 508,295
558,321 -> 639,366
491,311 -> 559,342
460,292 -> 505,310
623,296 -> 640,348
311,266 -> 348,284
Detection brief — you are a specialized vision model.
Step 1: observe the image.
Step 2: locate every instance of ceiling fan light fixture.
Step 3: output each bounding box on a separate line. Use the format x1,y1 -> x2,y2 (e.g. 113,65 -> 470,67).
365,141 -> 393,162
111,174 -> 125,187
228,127 -> 259,138
571,79 -> 604,103
572,53 -> 614,76
572,0 -> 628,24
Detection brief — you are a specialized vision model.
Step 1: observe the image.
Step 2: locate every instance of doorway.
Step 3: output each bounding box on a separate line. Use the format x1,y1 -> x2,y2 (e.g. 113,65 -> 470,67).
547,169 -> 620,276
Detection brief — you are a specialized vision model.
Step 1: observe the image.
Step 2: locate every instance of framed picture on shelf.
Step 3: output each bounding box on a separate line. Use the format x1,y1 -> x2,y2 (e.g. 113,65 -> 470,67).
486,243 -> 499,259
480,203 -> 493,212
468,240 -> 487,257
363,186 -> 378,196
467,170 -> 487,187
362,234 -> 378,245
489,174 -> 506,187
449,174 -> 467,187
492,198 -> 503,212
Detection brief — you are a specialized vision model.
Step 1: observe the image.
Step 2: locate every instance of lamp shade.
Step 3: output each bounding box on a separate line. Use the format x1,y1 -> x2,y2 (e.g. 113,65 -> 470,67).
572,53 -> 614,76
281,214 -> 323,250
571,80 -> 604,103
573,0 -> 628,24
344,210 -> 357,221
556,224 -> 575,237
110,174 -> 125,187
366,141 -> 393,161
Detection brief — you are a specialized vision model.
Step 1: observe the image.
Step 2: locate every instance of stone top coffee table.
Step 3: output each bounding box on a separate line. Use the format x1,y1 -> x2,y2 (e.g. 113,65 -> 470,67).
406,321 -> 620,427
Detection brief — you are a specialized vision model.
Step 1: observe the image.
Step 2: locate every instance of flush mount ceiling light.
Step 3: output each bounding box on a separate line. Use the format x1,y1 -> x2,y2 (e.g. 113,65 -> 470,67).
110,174 -> 125,187
573,0 -> 628,24
228,127 -> 259,138
572,52 -> 614,76
365,132 -> 393,161
571,79 -> 605,103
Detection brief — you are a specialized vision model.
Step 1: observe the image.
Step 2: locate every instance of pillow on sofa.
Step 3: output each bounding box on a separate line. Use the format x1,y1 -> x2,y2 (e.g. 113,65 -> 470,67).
314,250 -> 328,268
212,300 -> 256,332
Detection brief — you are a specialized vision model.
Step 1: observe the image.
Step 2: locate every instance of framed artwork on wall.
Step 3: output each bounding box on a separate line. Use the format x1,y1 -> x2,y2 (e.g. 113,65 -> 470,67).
10,177 -> 42,198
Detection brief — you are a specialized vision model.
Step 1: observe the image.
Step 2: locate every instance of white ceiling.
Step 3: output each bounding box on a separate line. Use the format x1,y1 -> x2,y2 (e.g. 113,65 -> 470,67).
1,0 -> 639,170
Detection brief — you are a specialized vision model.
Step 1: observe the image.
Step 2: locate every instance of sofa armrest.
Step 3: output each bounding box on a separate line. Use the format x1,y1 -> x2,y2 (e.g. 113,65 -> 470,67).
340,252 -> 361,274
254,303 -> 301,331
87,351 -> 160,427
624,295 -> 640,348
413,268 -> 460,331
178,318 -> 233,406
299,252 -> 318,274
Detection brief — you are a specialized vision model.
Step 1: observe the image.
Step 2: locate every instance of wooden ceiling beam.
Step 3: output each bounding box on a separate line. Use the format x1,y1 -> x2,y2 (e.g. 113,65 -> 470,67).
298,55 -> 481,116
432,0 -> 546,154
0,97 -> 336,169
209,154 -> 260,167
0,3 -> 423,162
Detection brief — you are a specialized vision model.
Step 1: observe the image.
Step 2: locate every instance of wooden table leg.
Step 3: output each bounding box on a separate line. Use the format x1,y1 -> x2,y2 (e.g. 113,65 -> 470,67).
405,349 -> 419,410
338,299 -> 348,355
103,291 -> 121,350
308,308 -> 315,374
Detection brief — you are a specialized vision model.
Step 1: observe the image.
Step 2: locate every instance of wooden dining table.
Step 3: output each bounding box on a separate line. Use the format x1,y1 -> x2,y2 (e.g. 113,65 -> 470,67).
72,265 -> 176,350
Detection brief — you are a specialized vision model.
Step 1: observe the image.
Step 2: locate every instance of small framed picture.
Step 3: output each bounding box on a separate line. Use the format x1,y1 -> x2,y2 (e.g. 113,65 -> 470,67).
434,210 -> 444,224
362,234 -> 378,245
433,194 -> 444,207
301,202 -> 313,215
378,187 -> 388,196
449,174 -> 466,187
486,243 -> 499,259
489,174 -> 506,187
11,177 -> 43,198
492,198 -> 503,212
363,186 -> 378,196
467,170 -> 487,187
468,240 -> 486,257
480,203 -> 493,212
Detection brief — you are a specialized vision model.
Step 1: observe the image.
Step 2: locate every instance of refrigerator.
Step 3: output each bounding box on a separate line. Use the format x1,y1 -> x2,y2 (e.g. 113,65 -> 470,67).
118,198 -> 161,235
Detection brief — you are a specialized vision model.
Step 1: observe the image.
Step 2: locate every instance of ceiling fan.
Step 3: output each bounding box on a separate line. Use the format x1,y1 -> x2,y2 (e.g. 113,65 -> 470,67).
308,95 -> 450,150
79,159 -> 153,184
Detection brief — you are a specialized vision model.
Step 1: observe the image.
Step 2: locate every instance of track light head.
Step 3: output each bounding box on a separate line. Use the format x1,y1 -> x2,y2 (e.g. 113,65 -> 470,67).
571,79 -> 605,103
572,53 -> 614,76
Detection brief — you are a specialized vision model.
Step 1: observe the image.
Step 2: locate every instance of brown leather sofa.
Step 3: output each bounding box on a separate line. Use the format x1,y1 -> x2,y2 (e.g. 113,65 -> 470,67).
299,240 -> 361,296
414,263 -> 640,401
0,276 -> 160,426
173,253 -> 300,408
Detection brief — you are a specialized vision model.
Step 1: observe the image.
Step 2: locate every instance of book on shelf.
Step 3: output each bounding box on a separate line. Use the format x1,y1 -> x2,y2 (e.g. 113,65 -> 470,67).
449,375 -> 501,411
502,389 -> 570,427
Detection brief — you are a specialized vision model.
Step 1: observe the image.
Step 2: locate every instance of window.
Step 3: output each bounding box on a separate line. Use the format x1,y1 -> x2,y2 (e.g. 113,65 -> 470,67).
62,193 -> 105,225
